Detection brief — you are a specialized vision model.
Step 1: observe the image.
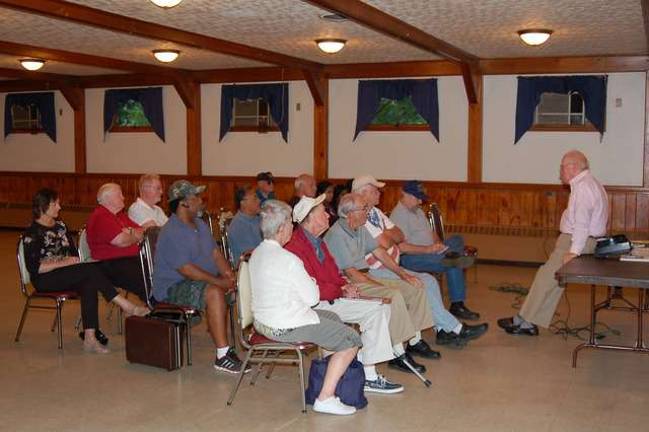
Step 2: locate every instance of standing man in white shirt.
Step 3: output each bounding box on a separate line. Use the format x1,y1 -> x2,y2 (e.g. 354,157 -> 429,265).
498,150 -> 609,335
128,174 -> 168,228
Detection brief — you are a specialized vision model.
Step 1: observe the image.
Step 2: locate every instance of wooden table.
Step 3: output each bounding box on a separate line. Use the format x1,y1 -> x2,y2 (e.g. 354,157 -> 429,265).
555,255 -> 649,367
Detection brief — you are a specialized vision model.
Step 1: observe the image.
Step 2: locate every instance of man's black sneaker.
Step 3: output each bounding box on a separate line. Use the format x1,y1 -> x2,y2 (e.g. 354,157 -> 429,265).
436,329 -> 467,348
388,353 -> 426,374
449,302 -> 481,321
364,375 -> 404,394
459,322 -> 489,341
214,348 -> 251,374
78,329 -> 109,346
406,340 -> 441,359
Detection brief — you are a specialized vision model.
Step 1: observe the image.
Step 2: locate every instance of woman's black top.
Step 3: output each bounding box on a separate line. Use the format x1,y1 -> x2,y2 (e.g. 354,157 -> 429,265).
23,220 -> 78,282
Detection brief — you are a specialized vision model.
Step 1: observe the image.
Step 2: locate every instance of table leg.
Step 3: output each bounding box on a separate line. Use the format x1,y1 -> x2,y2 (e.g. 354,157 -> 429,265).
572,284 -> 597,368
637,288 -> 645,349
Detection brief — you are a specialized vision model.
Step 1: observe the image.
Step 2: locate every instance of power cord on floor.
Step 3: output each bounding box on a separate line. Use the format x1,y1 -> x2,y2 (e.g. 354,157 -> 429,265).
489,282 -> 529,309
549,290 -> 621,341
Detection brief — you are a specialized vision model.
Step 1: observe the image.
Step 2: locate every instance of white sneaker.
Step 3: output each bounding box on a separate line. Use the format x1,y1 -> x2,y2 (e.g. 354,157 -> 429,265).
312,397 -> 357,416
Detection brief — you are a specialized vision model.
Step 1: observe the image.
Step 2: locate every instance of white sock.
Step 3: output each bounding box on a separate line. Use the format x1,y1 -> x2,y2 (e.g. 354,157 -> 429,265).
216,346 -> 230,359
363,365 -> 378,381
452,323 -> 463,334
408,331 -> 422,346
393,344 -> 405,356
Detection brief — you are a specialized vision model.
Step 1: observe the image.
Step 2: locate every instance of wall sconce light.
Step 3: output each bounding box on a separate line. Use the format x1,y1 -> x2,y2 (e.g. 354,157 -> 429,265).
315,39 -> 347,54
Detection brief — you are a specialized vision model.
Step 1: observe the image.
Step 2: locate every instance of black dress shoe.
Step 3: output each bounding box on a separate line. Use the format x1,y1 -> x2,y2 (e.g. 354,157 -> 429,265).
406,340 -> 441,360
78,329 -> 109,346
435,330 -> 467,348
450,302 -> 481,320
497,317 -> 539,336
388,353 -> 426,374
458,322 -> 488,341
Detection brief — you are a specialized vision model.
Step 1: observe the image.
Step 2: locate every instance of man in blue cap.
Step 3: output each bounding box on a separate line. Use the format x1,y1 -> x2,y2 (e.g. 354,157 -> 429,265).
390,180 -> 481,321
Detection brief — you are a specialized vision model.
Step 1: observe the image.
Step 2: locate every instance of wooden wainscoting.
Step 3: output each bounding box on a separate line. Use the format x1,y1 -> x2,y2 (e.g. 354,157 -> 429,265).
0,172 -> 647,236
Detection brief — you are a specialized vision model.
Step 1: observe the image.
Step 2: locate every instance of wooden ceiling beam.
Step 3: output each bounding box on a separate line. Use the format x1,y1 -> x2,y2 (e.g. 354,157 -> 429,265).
0,40 -> 187,75
479,56 -> 649,74
191,67 -> 305,83
0,66 -> 73,82
0,0 -> 323,72
75,74 -> 176,88
0,79 -> 63,92
59,85 -> 84,111
324,60 -> 461,78
303,70 -> 326,106
172,77 -> 197,109
642,0 -> 649,55
301,0 -> 478,103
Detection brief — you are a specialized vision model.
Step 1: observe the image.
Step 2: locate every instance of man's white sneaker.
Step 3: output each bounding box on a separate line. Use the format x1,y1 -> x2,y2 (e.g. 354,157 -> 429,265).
312,397 -> 357,416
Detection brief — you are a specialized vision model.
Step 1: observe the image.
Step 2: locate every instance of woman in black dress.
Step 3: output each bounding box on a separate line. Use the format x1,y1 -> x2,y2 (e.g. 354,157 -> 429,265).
23,188 -> 149,354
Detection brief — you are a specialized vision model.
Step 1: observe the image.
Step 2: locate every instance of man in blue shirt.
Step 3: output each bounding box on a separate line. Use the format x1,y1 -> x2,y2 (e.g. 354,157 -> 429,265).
255,172 -> 276,205
153,180 -> 248,374
227,185 -> 263,267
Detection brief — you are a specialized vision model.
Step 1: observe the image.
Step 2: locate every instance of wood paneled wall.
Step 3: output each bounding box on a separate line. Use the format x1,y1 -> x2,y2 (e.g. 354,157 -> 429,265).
1,172 -> 646,234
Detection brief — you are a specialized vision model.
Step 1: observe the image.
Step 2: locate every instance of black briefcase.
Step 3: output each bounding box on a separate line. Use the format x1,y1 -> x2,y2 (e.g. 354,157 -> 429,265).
125,315 -> 184,371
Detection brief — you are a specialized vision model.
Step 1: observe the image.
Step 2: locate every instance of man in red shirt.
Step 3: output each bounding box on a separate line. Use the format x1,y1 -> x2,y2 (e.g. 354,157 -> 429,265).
86,183 -> 147,302
286,195 -> 405,394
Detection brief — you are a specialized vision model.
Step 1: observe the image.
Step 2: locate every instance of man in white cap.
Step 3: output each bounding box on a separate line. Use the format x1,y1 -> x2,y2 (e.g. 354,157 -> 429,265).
352,175 -> 488,349
286,194 -> 403,394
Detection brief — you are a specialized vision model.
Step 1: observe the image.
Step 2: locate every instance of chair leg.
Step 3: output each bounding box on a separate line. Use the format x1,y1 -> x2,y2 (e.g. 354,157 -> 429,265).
228,303 -> 236,348
250,350 -> 268,386
117,307 -> 124,335
265,351 -> 282,379
14,299 -> 30,342
297,350 -> 307,413
56,300 -> 64,350
50,314 -> 58,333
185,312 -> 193,366
227,348 -> 254,407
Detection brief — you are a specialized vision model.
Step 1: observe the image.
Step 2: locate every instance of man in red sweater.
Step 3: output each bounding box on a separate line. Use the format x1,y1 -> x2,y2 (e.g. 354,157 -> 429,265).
285,195 -> 403,394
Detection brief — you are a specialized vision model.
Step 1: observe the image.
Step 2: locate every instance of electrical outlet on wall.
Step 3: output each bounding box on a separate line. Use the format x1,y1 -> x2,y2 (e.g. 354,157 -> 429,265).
296,102 -> 301,111
615,98 -> 622,108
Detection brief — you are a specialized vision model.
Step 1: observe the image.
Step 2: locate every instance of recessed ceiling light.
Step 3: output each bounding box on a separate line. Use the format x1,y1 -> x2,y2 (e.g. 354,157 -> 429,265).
150,0 -> 183,8
152,49 -> 180,63
315,39 -> 347,54
518,29 -> 553,46
19,58 -> 45,71
319,13 -> 347,22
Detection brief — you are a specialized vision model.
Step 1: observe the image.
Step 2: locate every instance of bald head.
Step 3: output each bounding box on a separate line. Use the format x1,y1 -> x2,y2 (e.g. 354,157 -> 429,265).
294,174 -> 316,198
97,183 -> 125,213
560,150 -> 589,184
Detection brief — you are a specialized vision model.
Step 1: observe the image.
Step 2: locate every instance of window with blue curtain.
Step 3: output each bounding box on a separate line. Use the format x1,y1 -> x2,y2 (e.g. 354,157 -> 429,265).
354,79 -> 439,142
4,92 -> 56,142
104,87 -> 165,141
514,75 -> 607,143
220,83 -> 289,142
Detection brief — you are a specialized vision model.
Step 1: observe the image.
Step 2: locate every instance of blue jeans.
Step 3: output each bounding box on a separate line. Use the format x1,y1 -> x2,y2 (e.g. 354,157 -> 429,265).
369,267 -> 460,333
400,235 -> 467,303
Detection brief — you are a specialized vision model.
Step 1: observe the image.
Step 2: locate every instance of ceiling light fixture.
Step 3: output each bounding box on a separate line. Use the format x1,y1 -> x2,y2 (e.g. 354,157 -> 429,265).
518,29 -> 553,46
19,58 -> 45,71
315,39 -> 347,54
149,0 -> 183,8
152,49 -> 180,63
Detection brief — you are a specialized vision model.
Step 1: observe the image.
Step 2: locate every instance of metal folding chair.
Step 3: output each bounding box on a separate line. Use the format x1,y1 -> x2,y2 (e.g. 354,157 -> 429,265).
227,257 -> 316,413
14,235 -> 79,349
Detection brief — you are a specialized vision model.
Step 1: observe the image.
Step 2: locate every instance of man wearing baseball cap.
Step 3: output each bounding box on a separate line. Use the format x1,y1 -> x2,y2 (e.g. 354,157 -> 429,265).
353,175 -> 488,350
153,180 -> 249,374
255,172 -> 276,205
286,194 -> 404,394
391,180 -> 481,321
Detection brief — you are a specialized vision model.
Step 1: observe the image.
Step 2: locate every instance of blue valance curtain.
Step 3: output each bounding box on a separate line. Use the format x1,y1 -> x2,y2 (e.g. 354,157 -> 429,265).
515,75 -> 607,143
104,87 -> 165,141
4,92 -> 56,142
354,78 -> 439,141
220,83 -> 289,142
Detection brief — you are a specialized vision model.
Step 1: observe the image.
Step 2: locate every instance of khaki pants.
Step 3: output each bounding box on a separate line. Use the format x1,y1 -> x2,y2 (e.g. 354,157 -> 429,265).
356,279 -> 434,345
519,233 -> 597,328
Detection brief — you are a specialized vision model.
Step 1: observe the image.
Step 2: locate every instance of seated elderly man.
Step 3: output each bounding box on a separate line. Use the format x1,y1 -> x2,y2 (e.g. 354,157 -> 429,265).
289,173 -> 317,207
255,171 -> 276,205
250,200 -> 362,416
391,180 -> 480,320
153,180 -> 246,374
128,173 -> 168,228
227,185 -> 262,267
286,195 -> 403,393
352,176 -> 488,348
86,183 -> 147,302
324,193 -> 434,373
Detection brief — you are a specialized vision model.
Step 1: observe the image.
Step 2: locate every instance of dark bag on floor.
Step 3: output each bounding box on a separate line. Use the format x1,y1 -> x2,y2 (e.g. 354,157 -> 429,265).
304,357 -> 367,409
125,315 -> 184,371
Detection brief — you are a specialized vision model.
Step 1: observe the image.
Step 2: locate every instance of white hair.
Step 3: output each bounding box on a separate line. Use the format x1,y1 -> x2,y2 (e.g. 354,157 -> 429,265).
260,199 -> 292,239
97,183 -> 120,204
337,193 -> 361,218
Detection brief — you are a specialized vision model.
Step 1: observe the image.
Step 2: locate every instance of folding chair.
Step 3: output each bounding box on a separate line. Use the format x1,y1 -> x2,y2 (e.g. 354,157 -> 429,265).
227,257 -> 316,413
14,235 -> 79,349
427,202 -> 479,282
78,227 -> 124,335
139,226 -> 200,366
216,209 -> 237,346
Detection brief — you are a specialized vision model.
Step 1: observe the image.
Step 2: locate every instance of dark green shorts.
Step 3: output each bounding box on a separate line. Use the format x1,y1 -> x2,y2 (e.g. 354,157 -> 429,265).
165,279 -> 209,310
